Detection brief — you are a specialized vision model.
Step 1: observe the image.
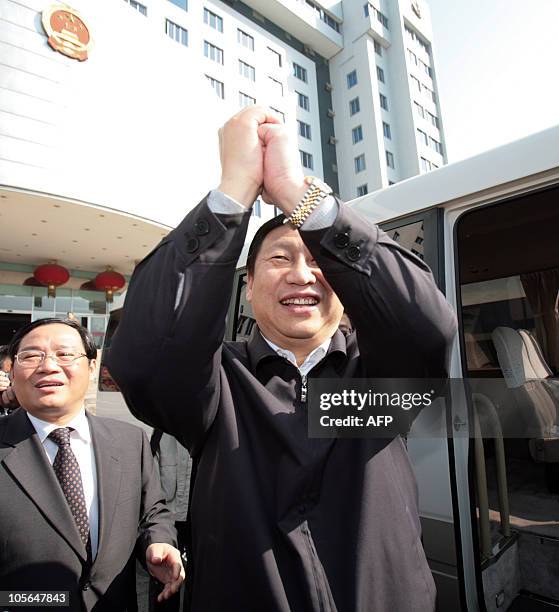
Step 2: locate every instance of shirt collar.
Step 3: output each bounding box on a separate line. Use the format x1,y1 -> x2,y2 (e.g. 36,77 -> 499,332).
247,327 -> 347,372
261,335 -> 330,373
27,408 -> 91,444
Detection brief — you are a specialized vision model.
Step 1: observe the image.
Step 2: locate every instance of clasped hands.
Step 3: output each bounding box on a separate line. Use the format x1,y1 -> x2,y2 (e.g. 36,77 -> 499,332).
218,106 -> 309,216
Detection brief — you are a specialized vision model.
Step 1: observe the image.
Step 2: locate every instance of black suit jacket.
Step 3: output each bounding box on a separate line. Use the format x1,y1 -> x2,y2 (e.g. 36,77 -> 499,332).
0,408 -> 176,611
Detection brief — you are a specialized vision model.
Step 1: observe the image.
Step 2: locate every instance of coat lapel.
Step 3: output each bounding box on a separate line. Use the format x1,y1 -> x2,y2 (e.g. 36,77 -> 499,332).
1,409 -> 87,561
88,414 -> 122,563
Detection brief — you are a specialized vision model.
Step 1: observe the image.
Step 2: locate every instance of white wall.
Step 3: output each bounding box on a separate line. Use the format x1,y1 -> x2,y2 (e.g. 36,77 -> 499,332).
0,0 -> 231,227
0,0 -> 330,228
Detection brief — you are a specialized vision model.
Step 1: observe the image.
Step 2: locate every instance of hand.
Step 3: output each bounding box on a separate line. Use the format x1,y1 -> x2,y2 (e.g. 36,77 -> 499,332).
218,106 -> 281,208
258,122 -> 307,216
0,373 -> 18,411
146,543 -> 185,602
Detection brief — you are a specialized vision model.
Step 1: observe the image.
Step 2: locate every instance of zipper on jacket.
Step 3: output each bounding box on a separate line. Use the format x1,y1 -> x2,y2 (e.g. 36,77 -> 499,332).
300,374 -> 308,403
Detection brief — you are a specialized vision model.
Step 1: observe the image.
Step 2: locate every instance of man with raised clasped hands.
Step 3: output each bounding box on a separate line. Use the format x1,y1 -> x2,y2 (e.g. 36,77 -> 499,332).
109,106 -> 457,612
0,318 -> 184,611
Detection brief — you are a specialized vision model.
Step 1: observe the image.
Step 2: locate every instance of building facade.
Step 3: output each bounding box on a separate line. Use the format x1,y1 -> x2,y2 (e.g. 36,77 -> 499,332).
0,0 -> 445,348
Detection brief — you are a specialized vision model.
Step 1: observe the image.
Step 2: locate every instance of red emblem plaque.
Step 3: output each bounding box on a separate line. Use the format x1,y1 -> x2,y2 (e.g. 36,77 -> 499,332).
42,4 -> 93,61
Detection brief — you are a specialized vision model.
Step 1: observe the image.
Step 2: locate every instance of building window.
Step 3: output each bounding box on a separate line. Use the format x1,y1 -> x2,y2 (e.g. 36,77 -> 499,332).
417,128 -> 428,146
386,151 -> 395,168
298,120 -> 311,139
414,101 -> 425,118
419,59 -> 432,78
238,60 -> 255,81
383,122 -> 391,139
364,3 -> 388,28
300,150 -> 313,169
322,12 -> 340,32
346,69 -> 357,88
426,110 -> 439,128
377,9 -> 389,28
374,39 -> 382,56
423,84 -> 436,103
166,20 -> 188,46
354,154 -> 366,173
297,91 -> 310,111
349,97 -> 360,116
352,125 -> 363,144
305,0 -> 340,32
268,76 -> 283,97
379,93 -> 388,110
203,8 -> 223,32
357,184 -> 368,197
293,62 -> 308,82
206,75 -> 224,99
204,41 -> 223,64
429,136 -> 443,154
270,107 -> 285,122
168,0 -> 187,10
239,91 -> 256,107
376,66 -> 385,83
408,48 -> 418,66
410,75 -> 421,93
405,24 -> 430,55
237,28 -> 254,51
420,156 -> 438,173
124,0 -> 147,15
252,199 -> 261,217
267,47 -> 282,67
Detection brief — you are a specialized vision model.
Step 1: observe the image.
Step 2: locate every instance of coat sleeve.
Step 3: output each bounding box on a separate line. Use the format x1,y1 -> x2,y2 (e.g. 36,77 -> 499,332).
108,196 -> 251,453
301,202 -> 457,378
136,429 -> 178,564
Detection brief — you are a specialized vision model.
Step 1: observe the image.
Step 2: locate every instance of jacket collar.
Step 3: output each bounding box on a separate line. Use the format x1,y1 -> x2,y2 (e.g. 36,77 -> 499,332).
1,409 -> 123,566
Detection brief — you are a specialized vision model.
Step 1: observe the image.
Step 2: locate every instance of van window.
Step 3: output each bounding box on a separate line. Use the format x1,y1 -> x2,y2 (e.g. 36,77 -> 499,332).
457,188 -> 559,377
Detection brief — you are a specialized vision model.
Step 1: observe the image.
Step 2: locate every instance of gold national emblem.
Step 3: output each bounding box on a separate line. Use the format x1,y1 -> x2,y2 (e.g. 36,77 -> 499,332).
41,4 -> 92,61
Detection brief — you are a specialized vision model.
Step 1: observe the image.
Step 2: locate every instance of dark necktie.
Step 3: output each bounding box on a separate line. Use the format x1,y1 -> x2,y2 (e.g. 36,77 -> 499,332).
48,427 -> 91,557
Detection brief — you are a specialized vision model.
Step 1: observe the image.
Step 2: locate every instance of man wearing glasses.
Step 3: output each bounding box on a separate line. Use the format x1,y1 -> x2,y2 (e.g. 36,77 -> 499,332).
0,318 -> 184,611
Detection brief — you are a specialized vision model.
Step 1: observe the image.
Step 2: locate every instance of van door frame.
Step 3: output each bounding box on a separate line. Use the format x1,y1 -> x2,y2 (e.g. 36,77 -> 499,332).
381,207 -> 468,611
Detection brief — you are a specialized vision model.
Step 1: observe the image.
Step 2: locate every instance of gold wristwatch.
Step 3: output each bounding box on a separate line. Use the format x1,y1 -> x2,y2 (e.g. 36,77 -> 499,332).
285,176 -> 333,229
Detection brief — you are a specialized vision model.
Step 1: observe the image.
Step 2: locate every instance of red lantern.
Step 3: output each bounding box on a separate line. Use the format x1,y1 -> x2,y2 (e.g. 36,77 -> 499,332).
94,268 -> 125,303
33,263 -> 70,297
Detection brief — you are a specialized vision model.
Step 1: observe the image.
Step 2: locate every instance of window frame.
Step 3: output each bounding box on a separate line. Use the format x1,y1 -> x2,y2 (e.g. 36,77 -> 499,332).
204,8 -> 223,32
347,69 -> 358,89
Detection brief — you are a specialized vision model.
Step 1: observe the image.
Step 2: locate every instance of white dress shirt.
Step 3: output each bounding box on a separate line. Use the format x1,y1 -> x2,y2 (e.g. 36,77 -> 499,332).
262,335 -> 331,377
27,410 -> 99,558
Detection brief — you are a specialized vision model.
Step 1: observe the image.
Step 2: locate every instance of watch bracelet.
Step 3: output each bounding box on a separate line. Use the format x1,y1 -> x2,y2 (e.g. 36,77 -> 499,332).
287,185 -> 327,228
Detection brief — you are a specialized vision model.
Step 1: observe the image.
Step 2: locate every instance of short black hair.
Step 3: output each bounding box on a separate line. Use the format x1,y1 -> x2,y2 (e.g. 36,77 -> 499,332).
246,214 -> 286,275
8,318 -> 97,362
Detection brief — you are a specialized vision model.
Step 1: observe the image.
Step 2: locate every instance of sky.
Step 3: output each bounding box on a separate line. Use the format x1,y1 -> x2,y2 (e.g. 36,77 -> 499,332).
427,0 -> 559,162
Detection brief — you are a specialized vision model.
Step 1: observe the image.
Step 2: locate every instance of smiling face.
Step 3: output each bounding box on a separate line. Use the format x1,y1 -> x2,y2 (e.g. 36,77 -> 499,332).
246,224 -> 343,362
11,323 -> 95,425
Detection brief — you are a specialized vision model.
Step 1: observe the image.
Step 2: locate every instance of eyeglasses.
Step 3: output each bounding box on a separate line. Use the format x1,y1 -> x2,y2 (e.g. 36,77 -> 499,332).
15,350 -> 88,368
